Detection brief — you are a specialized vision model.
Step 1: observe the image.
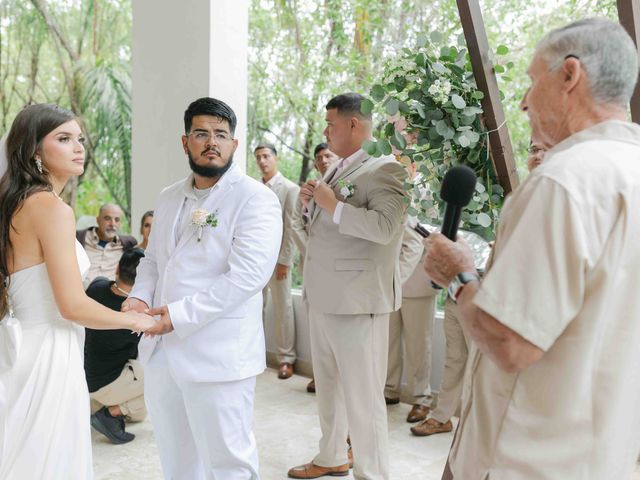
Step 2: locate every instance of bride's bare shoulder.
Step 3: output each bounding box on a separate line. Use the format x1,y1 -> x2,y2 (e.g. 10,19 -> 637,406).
23,191 -> 73,220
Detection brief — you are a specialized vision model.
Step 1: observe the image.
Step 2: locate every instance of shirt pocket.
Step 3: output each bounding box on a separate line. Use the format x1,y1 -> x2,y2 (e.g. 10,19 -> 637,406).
334,259 -> 374,271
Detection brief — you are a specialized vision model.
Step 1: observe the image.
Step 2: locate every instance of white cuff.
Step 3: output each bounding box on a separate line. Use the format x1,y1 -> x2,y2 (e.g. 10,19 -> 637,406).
332,202 -> 345,224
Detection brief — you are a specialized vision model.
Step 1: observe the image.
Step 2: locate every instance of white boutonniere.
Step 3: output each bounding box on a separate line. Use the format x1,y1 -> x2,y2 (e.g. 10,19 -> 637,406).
337,179 -> 356,199
191,208 -> 218,242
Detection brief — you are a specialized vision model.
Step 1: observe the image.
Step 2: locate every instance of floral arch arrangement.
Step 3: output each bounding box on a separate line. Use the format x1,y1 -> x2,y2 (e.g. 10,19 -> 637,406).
362,32 -> 512,240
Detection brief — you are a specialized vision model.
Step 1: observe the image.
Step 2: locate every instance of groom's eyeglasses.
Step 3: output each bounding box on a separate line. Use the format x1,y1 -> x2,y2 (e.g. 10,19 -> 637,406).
186,130 -> 233,143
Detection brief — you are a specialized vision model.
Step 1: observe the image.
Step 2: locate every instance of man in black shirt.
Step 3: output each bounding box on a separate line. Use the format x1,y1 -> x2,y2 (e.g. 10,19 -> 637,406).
85,248 -> 146,444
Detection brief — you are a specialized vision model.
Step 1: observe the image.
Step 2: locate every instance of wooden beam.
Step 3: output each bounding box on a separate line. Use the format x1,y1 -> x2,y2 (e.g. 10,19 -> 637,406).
456,0 -> 518,193
617,0 -> 640,123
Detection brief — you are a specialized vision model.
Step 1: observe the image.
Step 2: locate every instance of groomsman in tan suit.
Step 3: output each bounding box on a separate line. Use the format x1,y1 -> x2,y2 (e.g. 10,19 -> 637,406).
255,143 -> 300,379
385,224 -> 438,424
288,93 -> 408,480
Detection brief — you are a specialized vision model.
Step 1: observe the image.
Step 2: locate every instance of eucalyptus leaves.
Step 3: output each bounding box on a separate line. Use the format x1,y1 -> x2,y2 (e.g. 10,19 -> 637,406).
362,32 -> 512,239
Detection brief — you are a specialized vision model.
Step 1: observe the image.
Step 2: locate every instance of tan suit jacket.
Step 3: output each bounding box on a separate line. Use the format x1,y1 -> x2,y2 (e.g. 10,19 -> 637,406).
400,226 -> 438,298
269,173 -> 300,267
303,150 -> 408,315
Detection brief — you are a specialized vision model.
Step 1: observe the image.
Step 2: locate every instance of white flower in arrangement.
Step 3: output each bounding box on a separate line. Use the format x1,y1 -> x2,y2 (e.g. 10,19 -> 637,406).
337,179 -> 356,199
190,208 -> 219,242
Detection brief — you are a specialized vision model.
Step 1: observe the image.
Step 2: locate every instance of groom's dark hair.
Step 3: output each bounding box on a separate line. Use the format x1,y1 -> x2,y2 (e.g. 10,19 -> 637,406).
184,97 -> 237,135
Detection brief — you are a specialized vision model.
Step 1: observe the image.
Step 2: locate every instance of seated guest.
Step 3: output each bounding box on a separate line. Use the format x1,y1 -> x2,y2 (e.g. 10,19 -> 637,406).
85,248 -> 147,444
137,210 -> 154,250
77,203 -> 137,285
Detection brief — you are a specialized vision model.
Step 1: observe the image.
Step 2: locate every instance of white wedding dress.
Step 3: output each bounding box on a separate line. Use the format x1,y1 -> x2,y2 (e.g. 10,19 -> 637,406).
0,241 -> 93,479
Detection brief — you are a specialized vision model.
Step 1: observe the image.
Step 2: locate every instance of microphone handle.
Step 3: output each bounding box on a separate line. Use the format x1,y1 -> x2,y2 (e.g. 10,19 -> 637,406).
431,203 -> 463,290
441,203 -> 462,241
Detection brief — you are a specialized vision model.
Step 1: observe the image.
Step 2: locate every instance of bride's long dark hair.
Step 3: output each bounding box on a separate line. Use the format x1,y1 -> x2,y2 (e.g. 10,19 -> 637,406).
0,104 -> 76,317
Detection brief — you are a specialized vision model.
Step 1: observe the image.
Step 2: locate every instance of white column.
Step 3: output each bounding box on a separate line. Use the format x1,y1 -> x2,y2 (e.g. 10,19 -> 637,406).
131,0 -> 248,233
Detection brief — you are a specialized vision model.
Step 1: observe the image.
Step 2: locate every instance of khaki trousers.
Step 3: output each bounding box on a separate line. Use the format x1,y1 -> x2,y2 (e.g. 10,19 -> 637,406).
263,268 -> 296,364
431,299 -> 469,424
90,359 -> 147,422
309,308 -> 389,480
385,295 -> 436,406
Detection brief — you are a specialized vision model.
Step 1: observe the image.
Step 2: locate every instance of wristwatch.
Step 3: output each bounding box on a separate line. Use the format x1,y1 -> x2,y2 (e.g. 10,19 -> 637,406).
447,272 -> 480,303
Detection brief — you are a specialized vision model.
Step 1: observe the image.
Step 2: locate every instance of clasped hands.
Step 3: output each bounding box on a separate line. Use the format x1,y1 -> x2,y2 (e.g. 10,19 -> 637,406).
299,179 -> 339,214
121,297 -> 174,337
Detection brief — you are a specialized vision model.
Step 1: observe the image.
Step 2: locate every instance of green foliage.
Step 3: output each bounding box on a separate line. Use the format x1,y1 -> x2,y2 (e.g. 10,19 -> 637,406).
0,0 -> 133,220
366,34 -> 513,239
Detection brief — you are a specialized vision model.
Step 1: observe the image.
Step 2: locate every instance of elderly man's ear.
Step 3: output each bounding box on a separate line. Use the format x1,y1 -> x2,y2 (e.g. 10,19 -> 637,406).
562,57 -> 582,92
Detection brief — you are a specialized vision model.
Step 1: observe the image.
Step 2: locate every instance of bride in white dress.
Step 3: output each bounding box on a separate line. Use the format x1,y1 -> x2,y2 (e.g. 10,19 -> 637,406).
0,104 -> 154,479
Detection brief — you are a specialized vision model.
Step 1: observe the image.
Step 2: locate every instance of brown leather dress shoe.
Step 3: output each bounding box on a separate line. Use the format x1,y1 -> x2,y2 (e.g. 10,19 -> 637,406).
384,396 -> 400,405
278,362 -> 294,379
287,462 -> 349,478
406,404 -> 430,423
410,418 -> 453,437
306,378 -> 316,393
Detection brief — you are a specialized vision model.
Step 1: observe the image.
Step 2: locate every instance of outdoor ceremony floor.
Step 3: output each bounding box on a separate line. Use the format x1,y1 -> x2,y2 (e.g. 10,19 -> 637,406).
93,368 -> 640,480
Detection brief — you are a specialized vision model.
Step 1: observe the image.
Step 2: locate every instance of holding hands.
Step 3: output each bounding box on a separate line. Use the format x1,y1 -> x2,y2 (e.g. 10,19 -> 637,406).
121,297 -> 174,337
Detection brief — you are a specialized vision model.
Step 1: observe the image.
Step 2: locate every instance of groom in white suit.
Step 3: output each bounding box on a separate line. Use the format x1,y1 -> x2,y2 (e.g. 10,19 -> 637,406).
123,98 -> 282,480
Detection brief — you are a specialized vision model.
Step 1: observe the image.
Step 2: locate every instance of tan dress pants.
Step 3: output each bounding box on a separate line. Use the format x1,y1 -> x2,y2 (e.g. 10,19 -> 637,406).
385,295 -> 437,406
90,359 -> 146,422
431,299 -> 469,423
309,308 -> 390,480
263,267 -> 296,364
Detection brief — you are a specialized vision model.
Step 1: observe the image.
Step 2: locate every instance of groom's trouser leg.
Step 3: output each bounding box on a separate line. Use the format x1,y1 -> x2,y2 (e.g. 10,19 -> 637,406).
181,376 -> 260,480
145,346 -> 206,480
310,309 -> 390,480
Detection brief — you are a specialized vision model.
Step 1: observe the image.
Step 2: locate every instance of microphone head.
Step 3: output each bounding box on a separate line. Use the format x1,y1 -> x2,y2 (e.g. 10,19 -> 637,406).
440,165 -> 477,207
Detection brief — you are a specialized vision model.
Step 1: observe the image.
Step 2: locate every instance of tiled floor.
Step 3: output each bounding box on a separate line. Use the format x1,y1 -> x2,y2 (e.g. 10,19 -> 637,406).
93,369 -> 640,479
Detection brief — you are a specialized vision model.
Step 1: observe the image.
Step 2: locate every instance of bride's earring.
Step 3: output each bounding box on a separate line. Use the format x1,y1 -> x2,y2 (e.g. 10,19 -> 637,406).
35,158 -> 43,174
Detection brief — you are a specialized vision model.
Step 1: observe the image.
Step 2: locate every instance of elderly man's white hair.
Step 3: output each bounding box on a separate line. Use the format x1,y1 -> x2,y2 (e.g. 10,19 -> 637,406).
536,18 -> 639,107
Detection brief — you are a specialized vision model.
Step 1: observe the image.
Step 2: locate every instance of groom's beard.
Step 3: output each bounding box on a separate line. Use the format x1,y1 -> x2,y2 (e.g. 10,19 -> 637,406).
188,148 -> 234,178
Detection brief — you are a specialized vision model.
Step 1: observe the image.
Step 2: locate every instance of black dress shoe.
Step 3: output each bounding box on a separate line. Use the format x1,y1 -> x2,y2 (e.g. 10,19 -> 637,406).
385,396 -> 400,405
91,407 -> 135,444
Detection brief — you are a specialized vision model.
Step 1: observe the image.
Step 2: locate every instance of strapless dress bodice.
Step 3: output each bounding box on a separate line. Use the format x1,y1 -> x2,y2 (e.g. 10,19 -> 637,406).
8,241 -> 90,324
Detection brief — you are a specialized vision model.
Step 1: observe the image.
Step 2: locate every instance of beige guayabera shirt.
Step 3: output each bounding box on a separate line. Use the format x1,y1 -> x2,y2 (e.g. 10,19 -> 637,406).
449,120 -> 640,480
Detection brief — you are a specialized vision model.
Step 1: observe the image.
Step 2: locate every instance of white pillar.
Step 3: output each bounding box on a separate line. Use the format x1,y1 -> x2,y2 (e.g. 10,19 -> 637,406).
131,0 -> 248,233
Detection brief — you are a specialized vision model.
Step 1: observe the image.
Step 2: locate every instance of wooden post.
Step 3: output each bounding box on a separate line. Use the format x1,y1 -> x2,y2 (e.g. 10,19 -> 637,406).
456,0 -> 519,193
617,0 -> 640,123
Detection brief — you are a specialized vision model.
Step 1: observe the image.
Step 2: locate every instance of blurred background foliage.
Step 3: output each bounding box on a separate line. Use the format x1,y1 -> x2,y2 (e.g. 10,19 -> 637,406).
1,0 -> 618,235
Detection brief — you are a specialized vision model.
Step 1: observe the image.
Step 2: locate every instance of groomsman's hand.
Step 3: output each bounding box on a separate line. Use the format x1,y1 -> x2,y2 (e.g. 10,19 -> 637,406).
276,263 -> 289,280
144,305 -> 175,337
121,297 -> 149,314
313,182 -> 339,214
299,179 -> 317,208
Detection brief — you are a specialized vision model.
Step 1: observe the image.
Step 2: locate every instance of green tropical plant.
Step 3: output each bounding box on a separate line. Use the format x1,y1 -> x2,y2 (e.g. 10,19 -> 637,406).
363,32 -> 513,239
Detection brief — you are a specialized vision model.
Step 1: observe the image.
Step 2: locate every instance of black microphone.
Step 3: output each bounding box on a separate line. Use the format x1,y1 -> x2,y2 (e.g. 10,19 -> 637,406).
431,165 -> 477,289
440,165 -> 477,240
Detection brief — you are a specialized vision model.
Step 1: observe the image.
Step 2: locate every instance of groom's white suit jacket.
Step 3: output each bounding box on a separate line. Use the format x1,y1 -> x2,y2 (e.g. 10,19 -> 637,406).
130,164 -> 282,382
